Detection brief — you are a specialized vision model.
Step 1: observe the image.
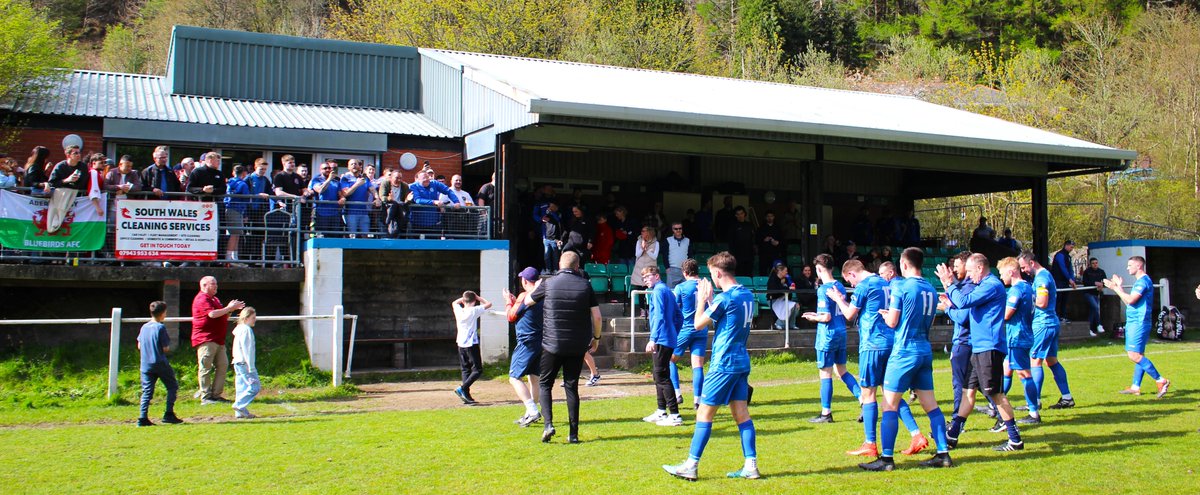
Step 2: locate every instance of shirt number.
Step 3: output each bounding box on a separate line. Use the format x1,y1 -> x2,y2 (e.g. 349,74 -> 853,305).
921,292 -> 936,317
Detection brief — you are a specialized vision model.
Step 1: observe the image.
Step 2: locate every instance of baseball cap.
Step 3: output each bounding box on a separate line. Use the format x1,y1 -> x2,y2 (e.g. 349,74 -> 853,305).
518,267 -> 539,282
1064,240 -> 1075,246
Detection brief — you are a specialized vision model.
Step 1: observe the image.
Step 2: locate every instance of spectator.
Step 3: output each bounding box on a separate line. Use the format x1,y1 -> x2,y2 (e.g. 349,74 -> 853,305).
191,276 -> 244,404
476,173 -> 495,207
439,174 -> 475,206
609,206 -> 635,268
245,158 -> 274,255
174,157 -> 195,185
757,211 -> 784,276
186,152 -> 227,202
537,202 -> 563,274
714,196 -> 735,243
142,146 -> 182,198
836,240 -> 865,268
525,251 -> 603,444
48,145 -> 88,191
1051,240 -> 1077,321
875,208 -> 897,247
729,206 -> 756,277
822,234 -> 839,257
137,300 -> 183,427
796,263 -> 818,311
997,229 -> 1021,251
230,306 -> 261,419
452,290 -> 493,404
84,152 -> 107,216
104,155 -> 142,199
880,246 -> 894,267
408,169 -> 461,234
866,248 -> 884,273
296,164 -> 311,185
381,169 -> 410,238
591,213 -> 614,264
768,262 -> 798,330
566,187 -> 588,218
22,146 -> 51,195
309,161 -> 345,234
340,159 -> 375,236
562,205 -> 591,262
272,154 -> 308,208
0,157 -> 18,189
643,201 -> 665,236
1080,257 -> 1107,336
224,165 -> 250,262
972,217 -> 995,241
633,225 -> 660,295
661,222 -> 692,288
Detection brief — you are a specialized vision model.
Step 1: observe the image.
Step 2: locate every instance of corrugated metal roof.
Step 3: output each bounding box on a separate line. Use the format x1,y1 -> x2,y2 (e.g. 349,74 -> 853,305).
423,49 -> 1136,164
7,70 -> 454,138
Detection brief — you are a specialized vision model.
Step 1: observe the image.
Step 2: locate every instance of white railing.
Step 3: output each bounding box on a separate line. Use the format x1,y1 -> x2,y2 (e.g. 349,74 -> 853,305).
0,306 -> 358,398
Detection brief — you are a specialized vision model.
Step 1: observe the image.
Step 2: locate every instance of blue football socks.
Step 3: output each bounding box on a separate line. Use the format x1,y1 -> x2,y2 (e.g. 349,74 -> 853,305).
1002,375 -> 1013,395
738,420 -> 757,459
927,408 -> 949,452
1049,362 -> 1071,398
841,372 -> 862,400
1022,377 -> 1040,415
1132,364 -> 1145,388
1004,419 -> 1022,445
820,378 -> 833,412
669,362 -> 680,392
689,421 -> 713,462
880,410 -> 899,457
692,367 -> 704,401
1138,358 -> 1162,381
863,401 -> 879,443
898,400 -> 920,433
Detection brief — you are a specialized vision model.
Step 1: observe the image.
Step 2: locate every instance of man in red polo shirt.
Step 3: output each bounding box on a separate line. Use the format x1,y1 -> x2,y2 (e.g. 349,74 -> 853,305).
192,276 -> 245,404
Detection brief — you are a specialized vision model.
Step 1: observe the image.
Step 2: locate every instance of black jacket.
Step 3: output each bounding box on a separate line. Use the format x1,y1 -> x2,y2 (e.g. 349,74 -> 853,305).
530,269 -> 598,356
186,165 -> 227,202
141,164 -> 183,195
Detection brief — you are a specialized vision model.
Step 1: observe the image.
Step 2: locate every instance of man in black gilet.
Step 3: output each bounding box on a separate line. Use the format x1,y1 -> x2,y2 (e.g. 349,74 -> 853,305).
527,251 -> 602,444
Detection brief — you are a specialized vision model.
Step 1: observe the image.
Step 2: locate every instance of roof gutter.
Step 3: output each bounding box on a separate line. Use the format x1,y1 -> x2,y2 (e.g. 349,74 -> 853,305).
528,99 -> 1137,167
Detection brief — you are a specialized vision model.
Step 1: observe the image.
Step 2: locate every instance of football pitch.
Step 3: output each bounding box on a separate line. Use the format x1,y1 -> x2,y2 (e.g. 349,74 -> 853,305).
2,341 -> 1197,494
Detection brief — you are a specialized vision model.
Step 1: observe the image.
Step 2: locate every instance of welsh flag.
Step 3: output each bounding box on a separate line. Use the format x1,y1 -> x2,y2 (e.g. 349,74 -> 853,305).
0,189 -> 106,251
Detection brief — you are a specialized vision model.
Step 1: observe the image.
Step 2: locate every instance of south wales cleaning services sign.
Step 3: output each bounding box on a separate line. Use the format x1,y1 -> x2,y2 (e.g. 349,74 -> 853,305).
0,189 -> 106,251
115,199 -> 218,260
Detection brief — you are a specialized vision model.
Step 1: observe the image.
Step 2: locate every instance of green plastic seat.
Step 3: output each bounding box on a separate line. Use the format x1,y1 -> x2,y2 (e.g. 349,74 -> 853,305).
590,276 -> 609,294
584,263 -> 607,276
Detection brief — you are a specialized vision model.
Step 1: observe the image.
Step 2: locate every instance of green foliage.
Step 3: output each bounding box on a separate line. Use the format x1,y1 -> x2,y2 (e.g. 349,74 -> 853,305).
98,23 -> 149,73
0,0 -> 76,103
561,0 -> 696,72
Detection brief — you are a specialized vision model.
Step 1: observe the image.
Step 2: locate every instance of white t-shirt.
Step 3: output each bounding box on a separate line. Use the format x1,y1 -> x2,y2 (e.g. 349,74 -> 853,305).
439,188 -> 474,206
454,304 -> 488,347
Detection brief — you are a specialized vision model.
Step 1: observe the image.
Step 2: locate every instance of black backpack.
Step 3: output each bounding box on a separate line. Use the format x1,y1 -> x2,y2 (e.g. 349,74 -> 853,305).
1156,306 -> 1186,341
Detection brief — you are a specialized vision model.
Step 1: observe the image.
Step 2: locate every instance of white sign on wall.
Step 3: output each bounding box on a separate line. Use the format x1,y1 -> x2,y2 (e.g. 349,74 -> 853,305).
115,199 -> 219,260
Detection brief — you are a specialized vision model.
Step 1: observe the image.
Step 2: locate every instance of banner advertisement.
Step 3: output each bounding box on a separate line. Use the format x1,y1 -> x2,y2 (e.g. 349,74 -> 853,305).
115,199 -> 219,260
0,189 -> 106,251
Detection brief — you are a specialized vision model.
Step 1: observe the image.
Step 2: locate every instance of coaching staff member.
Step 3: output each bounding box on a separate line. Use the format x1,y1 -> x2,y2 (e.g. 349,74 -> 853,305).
527,251 -> 602,444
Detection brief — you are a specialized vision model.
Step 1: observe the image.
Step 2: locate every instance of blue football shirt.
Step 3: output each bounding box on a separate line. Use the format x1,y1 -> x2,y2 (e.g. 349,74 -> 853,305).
1032,269 -> 1059,333
888,276 -> 936,357
704,284 -> 754,374
1126,274 -> 1154,333
851,274 -> 894,352
1004,280 -> 1034,349
674,279 -> 701,336
815,280 -> 847,351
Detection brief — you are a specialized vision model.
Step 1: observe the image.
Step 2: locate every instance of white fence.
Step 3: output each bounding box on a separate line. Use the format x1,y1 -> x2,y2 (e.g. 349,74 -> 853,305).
0,306 -> 358,398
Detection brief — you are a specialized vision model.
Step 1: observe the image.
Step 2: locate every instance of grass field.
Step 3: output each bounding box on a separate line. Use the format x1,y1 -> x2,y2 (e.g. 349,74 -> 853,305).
2,340 -> 1198,494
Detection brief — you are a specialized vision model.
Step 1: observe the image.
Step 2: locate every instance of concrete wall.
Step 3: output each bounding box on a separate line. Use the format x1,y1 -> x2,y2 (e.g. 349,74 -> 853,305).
299,239 -> 511,371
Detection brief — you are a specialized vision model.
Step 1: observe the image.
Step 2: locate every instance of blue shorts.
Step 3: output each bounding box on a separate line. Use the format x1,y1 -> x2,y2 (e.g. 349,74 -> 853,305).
1031,328 -> 1058,359
883,353 -> 934,393
859,350 -> 889,388
700,371 -> 750,406
816,347 -> 847,369
673,332 -> 708,358
508,341 -> 541,378
1006,346 -> 1031,371
1125,323 -> 1151,353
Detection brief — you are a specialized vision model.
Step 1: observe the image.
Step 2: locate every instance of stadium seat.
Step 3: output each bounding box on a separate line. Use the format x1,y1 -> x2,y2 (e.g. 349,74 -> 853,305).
698,265 -> 711,277
607,263 -> 630,277
590,276 -> 609,294
584,263 -> 607,277
786,255 -> 806,268
735,276 -> 753,287
752,276 -> 770,290
610,275 -> 628,295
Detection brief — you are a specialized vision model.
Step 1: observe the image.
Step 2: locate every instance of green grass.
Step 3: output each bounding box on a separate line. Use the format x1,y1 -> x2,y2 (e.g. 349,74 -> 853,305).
1,341 -> 1199,494
0,325 -> 354,424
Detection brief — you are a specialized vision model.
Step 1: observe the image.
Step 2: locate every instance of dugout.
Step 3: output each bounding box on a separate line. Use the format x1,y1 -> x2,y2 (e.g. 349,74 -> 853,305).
417,50 -> 1137,276
1089,240 -> 1200,335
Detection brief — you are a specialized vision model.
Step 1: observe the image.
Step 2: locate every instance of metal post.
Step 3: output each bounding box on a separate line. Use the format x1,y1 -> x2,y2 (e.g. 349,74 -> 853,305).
1031,178 -> 1049,265
107,307 -> 122,400
783,292 -> 791,348
332,305 -> 344,387
344,315 -> 358,378
1159,278 -> 1171,311
629,292 -> 636,353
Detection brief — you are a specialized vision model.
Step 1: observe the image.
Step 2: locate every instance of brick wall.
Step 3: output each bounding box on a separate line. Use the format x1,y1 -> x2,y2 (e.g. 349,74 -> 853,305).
4,128 -> 105,165
380,148 -> 462,182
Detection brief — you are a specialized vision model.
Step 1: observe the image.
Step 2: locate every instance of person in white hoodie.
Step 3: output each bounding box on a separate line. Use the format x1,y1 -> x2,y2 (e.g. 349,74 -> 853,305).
231,307 -> 261,419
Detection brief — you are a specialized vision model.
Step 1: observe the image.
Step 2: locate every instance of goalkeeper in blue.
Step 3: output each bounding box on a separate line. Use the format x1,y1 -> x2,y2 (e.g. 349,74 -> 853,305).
859,248 -> 952,471
663,252 -> 759,481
